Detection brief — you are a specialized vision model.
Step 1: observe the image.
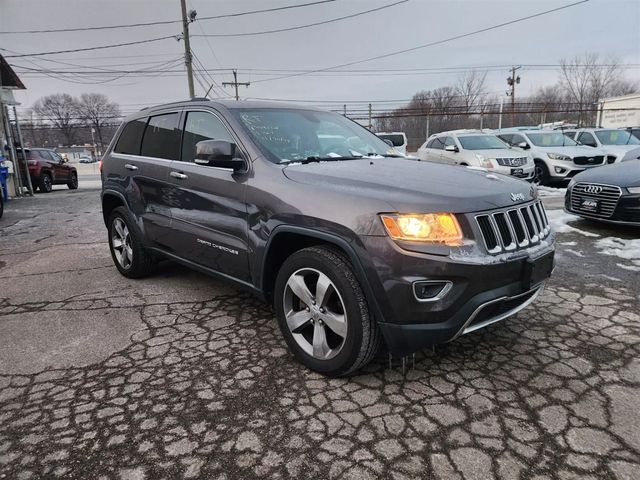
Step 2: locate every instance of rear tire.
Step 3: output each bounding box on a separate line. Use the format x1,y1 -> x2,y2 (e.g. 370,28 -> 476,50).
274,245 -> 381,377
67,172 -> 78,190
39,173 -> 52,193
107,206 -> 155,278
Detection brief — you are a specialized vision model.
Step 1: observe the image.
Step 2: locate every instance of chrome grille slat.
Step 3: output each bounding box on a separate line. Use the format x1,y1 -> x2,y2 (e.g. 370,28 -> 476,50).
569,182 -> 622,219
474,200 -> 550,255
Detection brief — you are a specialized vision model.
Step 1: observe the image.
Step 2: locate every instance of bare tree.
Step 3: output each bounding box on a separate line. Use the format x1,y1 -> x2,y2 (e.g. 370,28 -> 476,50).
559,53 -> 637,124
455,70 -> 488,113
76,93 -> 121,151
32,94 -> 81,146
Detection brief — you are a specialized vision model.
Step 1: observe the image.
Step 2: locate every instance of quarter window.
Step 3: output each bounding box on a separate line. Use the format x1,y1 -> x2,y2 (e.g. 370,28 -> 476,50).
181,111 -> 236,162
114,118 -> 146,155
140,113 -> 181,160
430,137 -> 445,150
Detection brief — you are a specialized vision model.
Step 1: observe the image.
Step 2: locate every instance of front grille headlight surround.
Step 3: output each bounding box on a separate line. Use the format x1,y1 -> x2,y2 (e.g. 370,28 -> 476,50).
627,186 -> 640,194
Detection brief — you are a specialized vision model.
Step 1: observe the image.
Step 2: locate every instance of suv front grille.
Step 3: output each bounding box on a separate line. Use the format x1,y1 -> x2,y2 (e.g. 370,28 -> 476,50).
495,157 -> 527,167
475,200 -> 550,254
570,183 -> 622,218
573,155 -> 605,166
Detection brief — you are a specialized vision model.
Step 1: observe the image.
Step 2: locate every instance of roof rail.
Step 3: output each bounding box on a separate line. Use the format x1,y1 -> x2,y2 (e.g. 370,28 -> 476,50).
190,97 -> 210,102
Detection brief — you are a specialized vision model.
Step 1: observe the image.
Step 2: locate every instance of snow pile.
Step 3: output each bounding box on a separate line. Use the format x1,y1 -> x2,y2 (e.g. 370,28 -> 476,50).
537,186 -> 566,198
596,237 -> 640,272
546,210 -> 600,237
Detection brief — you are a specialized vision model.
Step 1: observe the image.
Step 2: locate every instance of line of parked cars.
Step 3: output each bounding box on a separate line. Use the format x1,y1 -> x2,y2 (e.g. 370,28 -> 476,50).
406,127 -> 640,187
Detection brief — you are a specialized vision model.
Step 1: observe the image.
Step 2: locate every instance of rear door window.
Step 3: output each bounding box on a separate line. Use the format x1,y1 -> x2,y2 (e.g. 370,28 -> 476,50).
114,118 -> 146,155
141,113 -> 181,160
181,111 -> 235,163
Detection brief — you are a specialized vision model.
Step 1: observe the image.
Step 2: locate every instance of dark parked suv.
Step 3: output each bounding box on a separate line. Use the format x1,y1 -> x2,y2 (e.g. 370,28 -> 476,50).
21,148 -> 78,192
101,99 -> 555,376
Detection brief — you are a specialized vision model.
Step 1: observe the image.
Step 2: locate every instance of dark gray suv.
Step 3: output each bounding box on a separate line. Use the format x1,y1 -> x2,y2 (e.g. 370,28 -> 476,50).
101,99 -> 555,376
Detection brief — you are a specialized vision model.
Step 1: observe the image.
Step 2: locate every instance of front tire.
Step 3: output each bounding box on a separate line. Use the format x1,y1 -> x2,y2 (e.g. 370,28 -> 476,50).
534,160 -> 550,186
39,173 -> 52,193
107,207 -> 154,278
274,246 -> 381,377
67,172 -> 78,189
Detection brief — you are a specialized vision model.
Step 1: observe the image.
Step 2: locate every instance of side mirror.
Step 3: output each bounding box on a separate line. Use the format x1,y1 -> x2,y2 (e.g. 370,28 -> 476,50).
518,142 -> 530,150
194,140 -> 245,171
383,139 -> 394,147
445,145 -> 458,152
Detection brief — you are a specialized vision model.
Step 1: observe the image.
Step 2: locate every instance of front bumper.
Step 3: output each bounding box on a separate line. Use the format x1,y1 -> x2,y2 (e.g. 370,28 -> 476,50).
379,283 -> 545,354
493,164 -> 535,180
360,234 -> 555,355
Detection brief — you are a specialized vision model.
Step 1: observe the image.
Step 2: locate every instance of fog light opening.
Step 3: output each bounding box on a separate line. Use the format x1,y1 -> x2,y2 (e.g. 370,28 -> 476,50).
554,166 -> 567,174
413,280 -> 453,302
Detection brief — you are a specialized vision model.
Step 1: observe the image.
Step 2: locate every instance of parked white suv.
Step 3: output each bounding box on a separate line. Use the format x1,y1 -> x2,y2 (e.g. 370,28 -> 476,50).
563,128 -> 640,163
376,132 -> 408,155
496,130 -> 608,185
417,131 -> 534,181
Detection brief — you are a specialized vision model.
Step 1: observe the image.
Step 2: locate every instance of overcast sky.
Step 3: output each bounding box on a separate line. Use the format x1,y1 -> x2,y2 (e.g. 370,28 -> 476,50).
1,0 -> 639,116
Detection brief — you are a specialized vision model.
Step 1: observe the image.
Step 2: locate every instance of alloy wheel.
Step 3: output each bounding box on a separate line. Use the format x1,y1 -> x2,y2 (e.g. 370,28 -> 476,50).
283,268 -> 348,360
111,217 -> 133,269
43,175 -> 52,191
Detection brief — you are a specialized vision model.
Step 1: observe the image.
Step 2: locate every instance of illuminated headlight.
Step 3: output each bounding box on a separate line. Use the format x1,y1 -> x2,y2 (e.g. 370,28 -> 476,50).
547,153 -> 572,161
475,154 -> 494,168
628,186 -> 640,194
381,213 -> 463,245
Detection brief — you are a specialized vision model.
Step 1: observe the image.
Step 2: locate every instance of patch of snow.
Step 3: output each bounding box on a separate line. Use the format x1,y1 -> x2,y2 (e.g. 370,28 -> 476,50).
537,186 -> 566,198
560,241 -> 577,246
596,237 -> 640,270
566,249 -> 584,257
546,210 -> 600,238
617,263 -> 640,272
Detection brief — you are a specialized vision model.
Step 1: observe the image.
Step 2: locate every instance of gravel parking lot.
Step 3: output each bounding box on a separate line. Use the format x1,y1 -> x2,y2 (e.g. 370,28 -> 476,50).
0,186 -> 639,479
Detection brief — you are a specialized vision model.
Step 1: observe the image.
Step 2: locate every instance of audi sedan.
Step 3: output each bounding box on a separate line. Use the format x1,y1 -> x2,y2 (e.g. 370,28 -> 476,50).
565,159 -> 640,225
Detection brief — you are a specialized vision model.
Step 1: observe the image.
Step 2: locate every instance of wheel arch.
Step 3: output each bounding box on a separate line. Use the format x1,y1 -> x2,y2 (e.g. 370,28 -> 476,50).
101,190 -> 128,227
260,226 -> 386,324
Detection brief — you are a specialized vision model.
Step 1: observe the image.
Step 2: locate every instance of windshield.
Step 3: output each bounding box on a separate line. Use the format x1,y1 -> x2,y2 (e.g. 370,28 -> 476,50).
233,108 -> 396,163
527,132 -> 578,147
377,134 -> 405,147
595,130 -> 640,145
458,135 -> 508,150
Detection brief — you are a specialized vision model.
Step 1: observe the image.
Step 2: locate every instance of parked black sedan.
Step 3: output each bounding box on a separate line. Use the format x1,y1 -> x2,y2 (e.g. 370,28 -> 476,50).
565,159 -> 640,225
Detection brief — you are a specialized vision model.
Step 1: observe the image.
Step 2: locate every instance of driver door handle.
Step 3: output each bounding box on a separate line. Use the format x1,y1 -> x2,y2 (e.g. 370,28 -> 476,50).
170,171 -> 188,180
124,164 -> 138,171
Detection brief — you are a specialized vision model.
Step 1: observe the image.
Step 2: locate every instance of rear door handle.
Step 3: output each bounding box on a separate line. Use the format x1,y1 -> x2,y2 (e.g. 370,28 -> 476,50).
170,171 -> 188,180
124,164 -> 138,171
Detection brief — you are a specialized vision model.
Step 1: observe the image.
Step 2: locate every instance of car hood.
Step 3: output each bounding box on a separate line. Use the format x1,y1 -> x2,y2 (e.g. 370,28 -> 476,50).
470,148 -> 528,158
572,159 -> 640,187
533,145 -> 606,156
282,158 -> 536,213
598,144 -> 640,160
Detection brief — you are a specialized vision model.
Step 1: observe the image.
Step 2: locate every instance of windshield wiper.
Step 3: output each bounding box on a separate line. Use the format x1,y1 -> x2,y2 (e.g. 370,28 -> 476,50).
288,155 -> 365,164
365,152 -> 404,158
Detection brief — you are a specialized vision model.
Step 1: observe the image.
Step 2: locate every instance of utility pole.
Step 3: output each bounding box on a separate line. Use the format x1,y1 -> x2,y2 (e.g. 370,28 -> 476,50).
506,66 -> 521,126
180,0 -> 195,99
222,70 -> 250,101
368,103 -> 372,130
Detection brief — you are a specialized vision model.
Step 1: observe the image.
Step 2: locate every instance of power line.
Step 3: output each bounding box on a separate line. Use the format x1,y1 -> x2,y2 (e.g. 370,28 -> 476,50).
0,0 -> 336,34
252,0 -> 591,84
1,36 -> 178,58
191,0 -> 407,37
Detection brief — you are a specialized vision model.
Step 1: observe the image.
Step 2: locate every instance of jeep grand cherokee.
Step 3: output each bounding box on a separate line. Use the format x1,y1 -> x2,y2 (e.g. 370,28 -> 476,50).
101,100 -> 555,377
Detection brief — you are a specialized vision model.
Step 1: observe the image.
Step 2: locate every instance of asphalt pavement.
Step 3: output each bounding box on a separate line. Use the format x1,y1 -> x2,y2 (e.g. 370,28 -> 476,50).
0,185 -> 638,479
